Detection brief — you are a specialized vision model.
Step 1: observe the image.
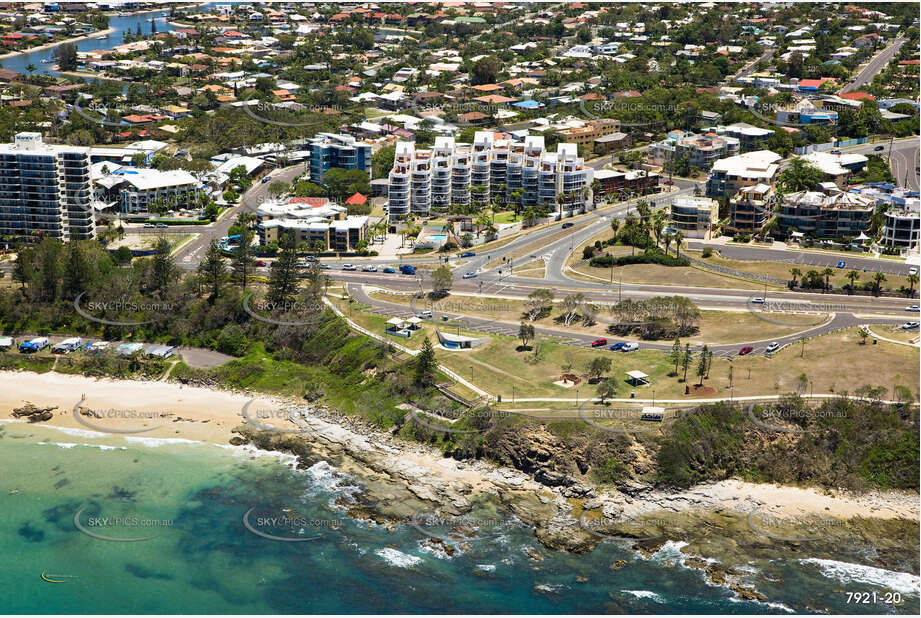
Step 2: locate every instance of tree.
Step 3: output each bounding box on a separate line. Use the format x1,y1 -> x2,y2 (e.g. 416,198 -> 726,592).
872,272 -> 886,296
53,43 -> 78,72
471,55 -> 500,85
821,267 -> 834,292
414,337 -> 437,386
560,293 -> 585,326
267,232 -> 300,304
198,240 -> 226,303
789,267 -> 801,287
858,326 -> 870,345
62,241 -> 90,300
696,344 -> 709,386
669,337 -> 682,376
149,236 -> 175,298
906,274 -> 918,297
846,270 -> 860,293
517,322 -> 535,349
526,288 -> 554,320
596,379 -> 617,404
430,264 -> 453,296
672,230 -> 685,258
778,157 -> 824,193
372,143 -> 396,179
231,213 -> 256,289
587,356 -> 613,382
680,343 -> 692,382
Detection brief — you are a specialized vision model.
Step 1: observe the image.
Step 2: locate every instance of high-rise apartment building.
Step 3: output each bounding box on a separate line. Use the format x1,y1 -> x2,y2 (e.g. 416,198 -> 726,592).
0,132 -> 94,241
306,133 -> 372,185
387,132 -> 592,220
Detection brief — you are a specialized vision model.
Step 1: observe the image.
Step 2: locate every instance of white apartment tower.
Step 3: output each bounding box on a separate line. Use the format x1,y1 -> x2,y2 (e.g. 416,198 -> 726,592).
0,132 -> 95,241
387,132 -> 593,220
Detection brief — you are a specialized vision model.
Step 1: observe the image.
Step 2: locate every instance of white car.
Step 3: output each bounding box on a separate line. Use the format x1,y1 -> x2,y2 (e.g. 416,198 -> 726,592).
901,322 -> 920,330
416,310 -> 433,319
906,305 -> 920,312
621,342 -> 639,352
909,267 -> 918,276
462,271 -> 477,279
341,264 -> 357,271
751,297 -> 765,304
765,341 -> 780,353
362,265 -> 378,272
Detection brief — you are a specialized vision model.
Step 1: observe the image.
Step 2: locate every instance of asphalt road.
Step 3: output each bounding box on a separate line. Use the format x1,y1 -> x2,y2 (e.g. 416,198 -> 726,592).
686,242 -> 918,277
840,36 -> 907,94
346,281 -> 912,357
172,162 -> 308,268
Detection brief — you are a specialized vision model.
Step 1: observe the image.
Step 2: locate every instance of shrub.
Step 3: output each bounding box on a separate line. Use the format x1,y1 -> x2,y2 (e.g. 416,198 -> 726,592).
589,249 -> 690,268
701,247 -> 713,258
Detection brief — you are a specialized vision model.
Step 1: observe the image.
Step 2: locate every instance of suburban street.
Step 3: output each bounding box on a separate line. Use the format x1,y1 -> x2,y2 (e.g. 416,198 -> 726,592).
839,35 -> 907,93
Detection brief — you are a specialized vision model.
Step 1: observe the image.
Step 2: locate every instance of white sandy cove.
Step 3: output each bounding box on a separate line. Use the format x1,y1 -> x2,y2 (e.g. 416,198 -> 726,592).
0,370 -> 282,443
1,370 -> 917,523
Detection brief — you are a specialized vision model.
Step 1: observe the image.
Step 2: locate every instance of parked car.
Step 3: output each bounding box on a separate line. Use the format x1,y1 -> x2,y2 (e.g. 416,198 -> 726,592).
382,267 -> 396,273
342,264 -> 357,271
901,322 -> 919,329
254,260 -> 266,267
906,305 -> 920,312
52,337 -> 83,354
751,297 -> 765,304
608,342 -> 625,351
909,267 -> 918,276
562,222 -> 573,229
664,180 -> 675,185
460,252 -> 476,258
591,338 -> 608,347
621,342 -> 639,352
831,149 -> 841,155
739,346 -> 754,356
462,271 -> 477,279
836,260 -> 845,268
765,341 -> 780,353
874,145 -> 885,151
362,265 -> 377,272
416,310 -> 433,319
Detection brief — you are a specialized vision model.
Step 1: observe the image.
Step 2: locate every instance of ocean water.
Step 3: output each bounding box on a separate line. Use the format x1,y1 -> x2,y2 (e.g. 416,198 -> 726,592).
1,422 -> 918,615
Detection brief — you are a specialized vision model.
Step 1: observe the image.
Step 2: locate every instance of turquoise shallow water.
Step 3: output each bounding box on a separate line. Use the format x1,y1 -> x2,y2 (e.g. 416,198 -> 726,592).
1,422 -> 918,615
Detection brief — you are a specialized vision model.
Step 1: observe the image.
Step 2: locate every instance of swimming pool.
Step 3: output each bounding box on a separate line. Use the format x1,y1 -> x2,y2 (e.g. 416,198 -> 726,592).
427,234 -> 448,243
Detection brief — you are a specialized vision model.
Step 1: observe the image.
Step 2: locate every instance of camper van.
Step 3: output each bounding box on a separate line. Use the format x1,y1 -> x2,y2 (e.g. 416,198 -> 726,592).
19,337 -> 49,353
52,337 -> 83,354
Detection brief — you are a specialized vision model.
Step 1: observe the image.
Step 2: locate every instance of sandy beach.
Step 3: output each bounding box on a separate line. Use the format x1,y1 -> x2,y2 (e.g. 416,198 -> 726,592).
0,28 -> 116,62
0,370 -> 282,443
1,369 -> 917,525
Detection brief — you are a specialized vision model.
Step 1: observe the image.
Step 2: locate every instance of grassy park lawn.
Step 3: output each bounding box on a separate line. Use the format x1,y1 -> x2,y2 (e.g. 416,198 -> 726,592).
868,323 -> 921,343
365,290 -> 828,344
568,260 -> 775,290
331,297 -> 919,414
693,251 -> 916,292
512,259 -> 546,278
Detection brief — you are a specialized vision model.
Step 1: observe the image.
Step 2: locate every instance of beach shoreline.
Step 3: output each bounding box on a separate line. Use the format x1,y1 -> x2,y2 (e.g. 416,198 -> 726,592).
1,369 -> 917,528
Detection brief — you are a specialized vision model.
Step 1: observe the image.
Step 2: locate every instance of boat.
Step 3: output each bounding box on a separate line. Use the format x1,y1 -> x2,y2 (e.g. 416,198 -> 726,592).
40,59 -> 51,63
41,571 -> 77,583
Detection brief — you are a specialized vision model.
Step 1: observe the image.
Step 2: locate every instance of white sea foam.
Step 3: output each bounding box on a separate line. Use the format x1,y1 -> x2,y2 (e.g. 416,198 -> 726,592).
624,590 -> 665,603
800,558 -> 921,596
376,547 -> 422,568
729,596 -> 796,613
475,564 -> 495,572
39,442 -> 126,451
2,420 -> 108,439
123,436 -> 203,447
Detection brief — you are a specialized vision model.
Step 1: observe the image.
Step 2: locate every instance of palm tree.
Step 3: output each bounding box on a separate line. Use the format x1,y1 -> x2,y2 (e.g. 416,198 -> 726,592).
652,211 -> 666,248
663,231 -> 673,256
821,267 -> 834,292
907,274 -> 918,297
846,270 -> 859,293
789,267 -> 801,288
672,230 -> 684,258
872,272 -> 886,296
777,157 -> 824,193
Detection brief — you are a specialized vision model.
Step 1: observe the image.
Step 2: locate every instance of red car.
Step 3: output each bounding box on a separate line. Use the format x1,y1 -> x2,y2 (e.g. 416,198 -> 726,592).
255,260 -> 267,266
591,338 -> 608,347
738,346 -> 754,356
